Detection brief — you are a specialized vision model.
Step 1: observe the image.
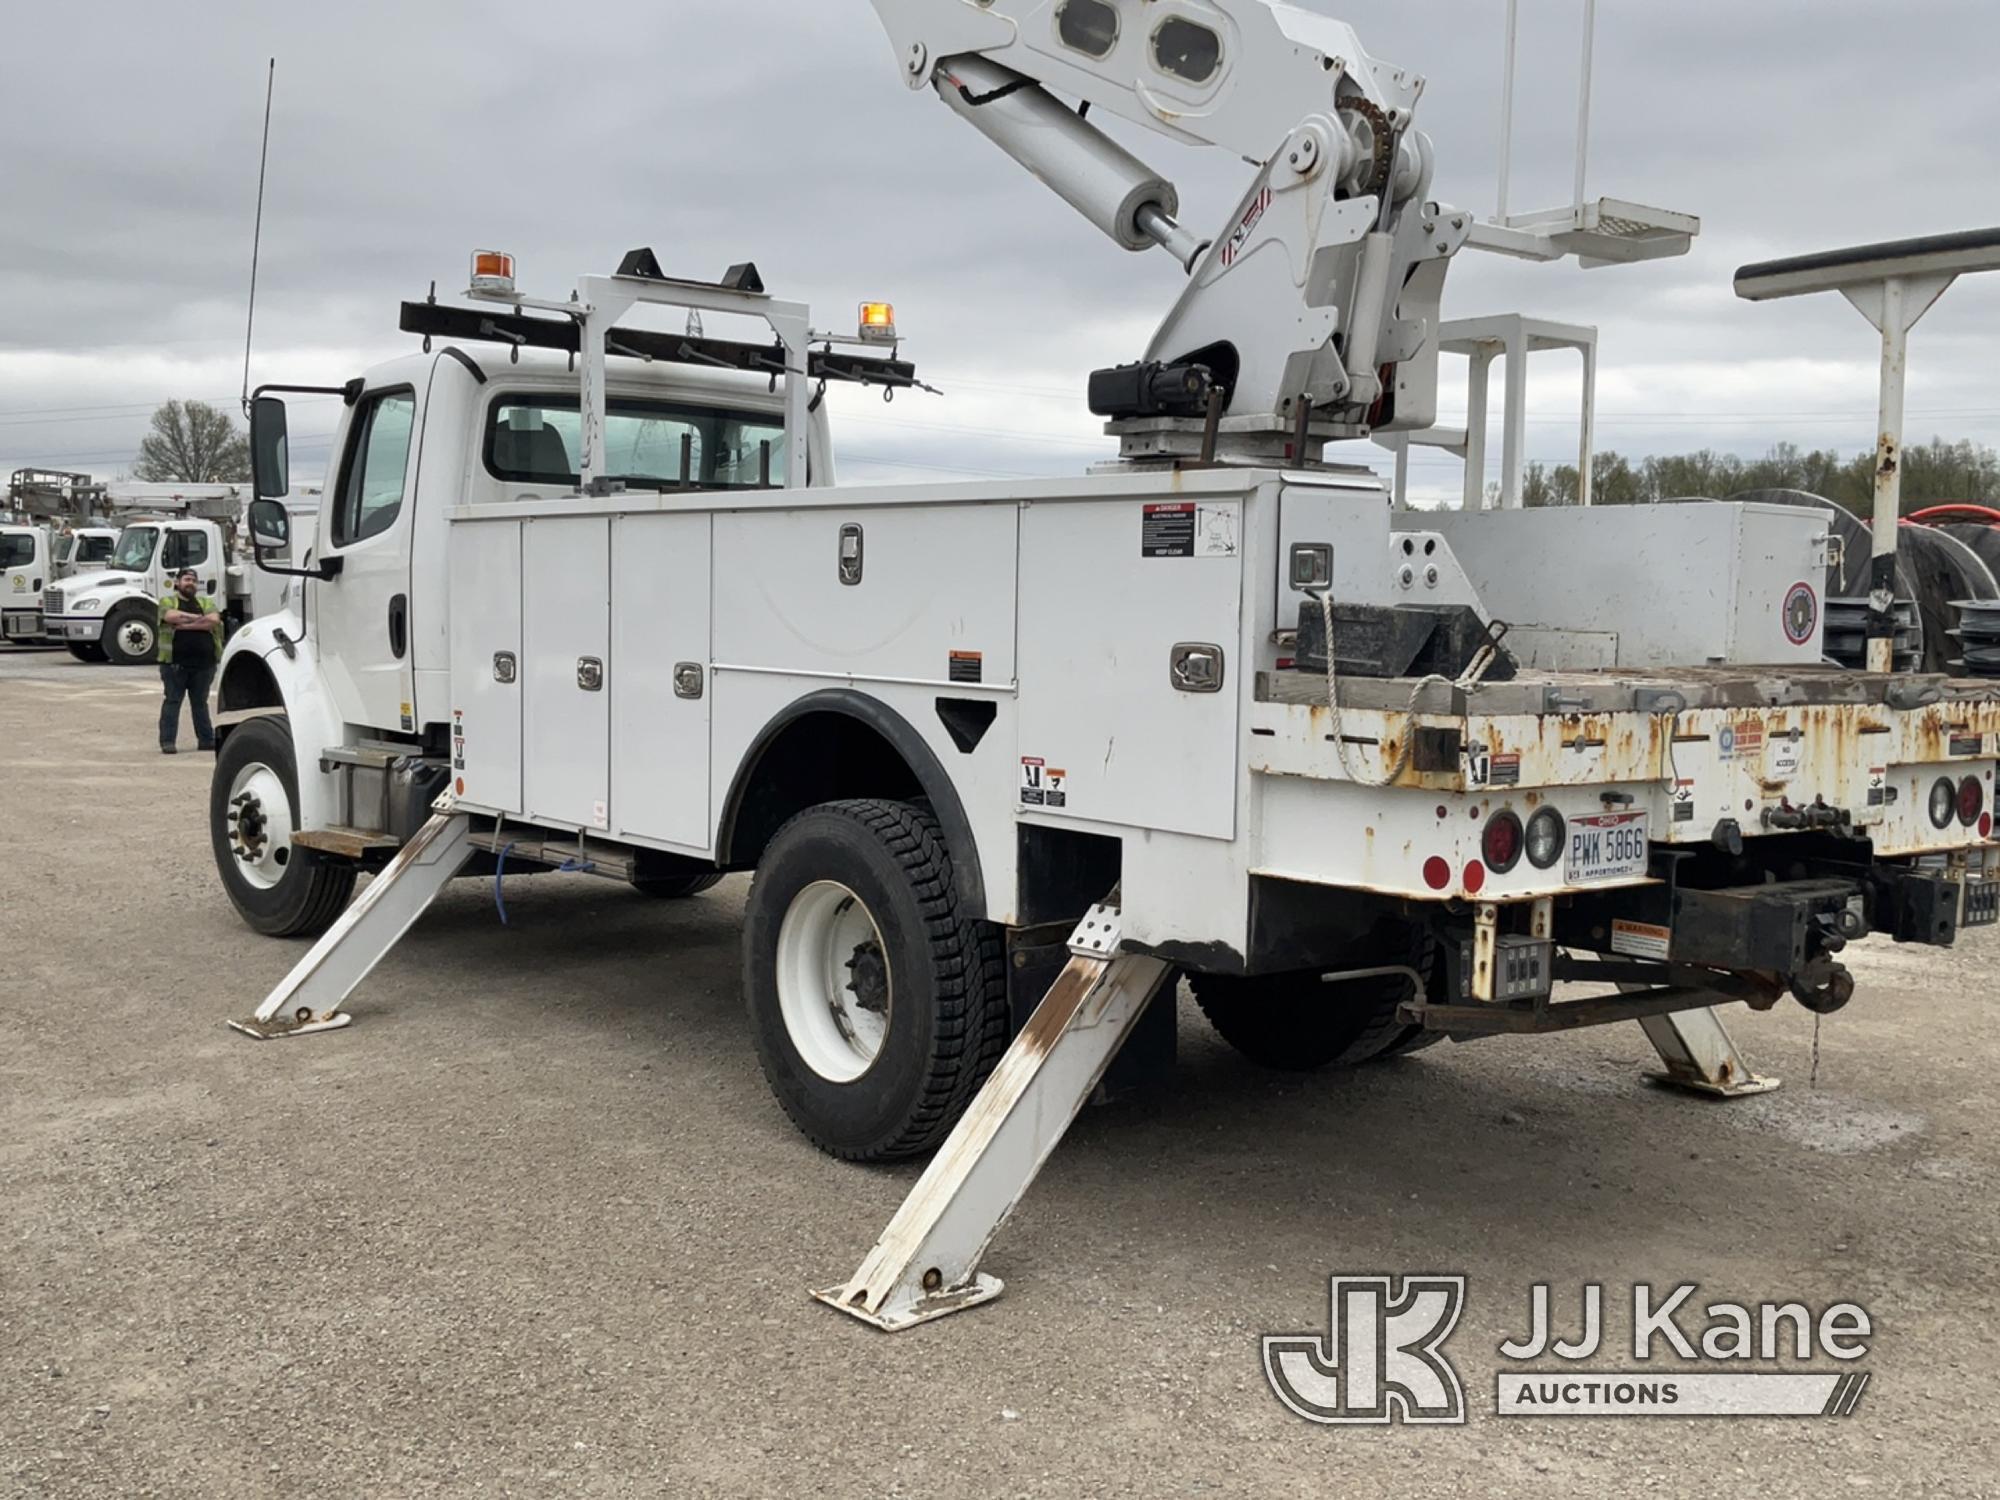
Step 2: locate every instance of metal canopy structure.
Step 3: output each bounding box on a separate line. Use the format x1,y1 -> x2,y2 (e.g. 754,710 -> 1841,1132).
1377,315 -> 1598,511
1736,227 -> 2000,672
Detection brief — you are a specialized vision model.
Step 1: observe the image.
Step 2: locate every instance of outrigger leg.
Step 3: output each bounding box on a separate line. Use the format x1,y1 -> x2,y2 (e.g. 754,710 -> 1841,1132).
815,898 -> 1174,1331
1637,1005 -> 1780,1098
229,808 -> 477,1040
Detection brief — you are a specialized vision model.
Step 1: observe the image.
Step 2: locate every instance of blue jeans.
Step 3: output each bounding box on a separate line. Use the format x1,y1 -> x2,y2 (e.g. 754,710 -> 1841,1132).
159,662 -> 216,749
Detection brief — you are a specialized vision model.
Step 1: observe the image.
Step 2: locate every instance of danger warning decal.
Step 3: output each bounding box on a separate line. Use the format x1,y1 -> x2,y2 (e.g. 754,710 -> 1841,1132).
1020,756 -> 1067,809
1141,501 -> 1240,559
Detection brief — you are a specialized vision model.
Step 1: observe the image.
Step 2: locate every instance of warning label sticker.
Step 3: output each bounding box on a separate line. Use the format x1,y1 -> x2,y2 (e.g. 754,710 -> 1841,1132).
452,709 -> 466,772
1142,501 -> 1239,559
1610,918 -> 1672,961
1469,749 -> 1521,787
1019,756 -> 1067,809
1768,732 -> 1802,780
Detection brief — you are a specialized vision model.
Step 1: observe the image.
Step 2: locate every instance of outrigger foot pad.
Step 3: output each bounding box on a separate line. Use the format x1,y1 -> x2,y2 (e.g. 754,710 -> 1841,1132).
811,1273 -> 1004,1332
227,1011 -> 355,1041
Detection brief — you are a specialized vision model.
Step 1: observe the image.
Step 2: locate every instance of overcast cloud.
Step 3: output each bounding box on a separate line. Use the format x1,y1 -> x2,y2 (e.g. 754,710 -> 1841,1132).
2,0 -> 1996,500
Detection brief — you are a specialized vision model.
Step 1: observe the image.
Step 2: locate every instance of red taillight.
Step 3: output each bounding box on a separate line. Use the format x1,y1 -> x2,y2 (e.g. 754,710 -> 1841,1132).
1463,860 -> 1487,895
1982,812 -> 1993,839
1959,775 -> 1985,828
1422,856 -> 1452,891
1482,810 -> 1524,873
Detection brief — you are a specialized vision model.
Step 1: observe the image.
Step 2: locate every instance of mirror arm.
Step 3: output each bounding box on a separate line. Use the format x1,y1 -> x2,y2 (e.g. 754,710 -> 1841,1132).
249,544 -> 342,581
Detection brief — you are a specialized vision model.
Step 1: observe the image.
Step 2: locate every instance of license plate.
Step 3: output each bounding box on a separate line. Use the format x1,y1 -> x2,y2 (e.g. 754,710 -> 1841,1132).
1566,811 -> 1650,884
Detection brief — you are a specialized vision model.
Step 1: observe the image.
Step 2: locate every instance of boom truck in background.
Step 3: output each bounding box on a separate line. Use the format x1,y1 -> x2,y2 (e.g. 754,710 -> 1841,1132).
1,470 -> 117,643
40,483 -> 313,663
210,0 -> 2000,1331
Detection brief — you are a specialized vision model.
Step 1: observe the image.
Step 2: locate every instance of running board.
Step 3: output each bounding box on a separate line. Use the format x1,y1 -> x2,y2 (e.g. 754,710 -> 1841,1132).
229,807 -> 476,1040
815,901 -> 1174,1331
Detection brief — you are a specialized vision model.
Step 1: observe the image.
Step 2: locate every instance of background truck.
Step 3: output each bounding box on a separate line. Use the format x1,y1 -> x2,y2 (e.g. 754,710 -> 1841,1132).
41,488 -> 308,664
207,0 -> 2000,1330
0,523 -> 53,643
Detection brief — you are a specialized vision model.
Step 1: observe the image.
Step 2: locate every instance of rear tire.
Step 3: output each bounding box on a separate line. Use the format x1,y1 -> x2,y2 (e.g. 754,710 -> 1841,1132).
210,716 -> 357,938
1190,924 -> 1439,1071
629,872 -> 724,899
67,643 -> 107,663
100,604 -> 158,667
743,799 -> 1007,1162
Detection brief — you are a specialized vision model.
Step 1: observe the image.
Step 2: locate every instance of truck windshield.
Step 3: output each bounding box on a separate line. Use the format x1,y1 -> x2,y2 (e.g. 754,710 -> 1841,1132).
484,395 -> 788,490
111,527 -> 158,573
0,532 -> 33,570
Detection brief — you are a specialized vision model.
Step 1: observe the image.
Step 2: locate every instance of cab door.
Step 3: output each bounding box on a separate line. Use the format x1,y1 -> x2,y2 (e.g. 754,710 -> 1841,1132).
314,385 -> 420,733
160,524 -> 220,600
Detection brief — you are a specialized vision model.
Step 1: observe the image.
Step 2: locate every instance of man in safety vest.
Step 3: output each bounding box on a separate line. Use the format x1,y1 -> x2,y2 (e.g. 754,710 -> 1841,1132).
158,567 -> 223,754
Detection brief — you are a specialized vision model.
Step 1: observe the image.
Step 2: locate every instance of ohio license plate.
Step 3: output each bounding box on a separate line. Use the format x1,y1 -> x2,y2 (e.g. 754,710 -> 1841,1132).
1566,811 -> 1650,883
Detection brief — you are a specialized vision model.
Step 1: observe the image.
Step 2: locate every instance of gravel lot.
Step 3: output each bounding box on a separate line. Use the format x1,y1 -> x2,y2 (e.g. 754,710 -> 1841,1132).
4,645 -> 1997,1497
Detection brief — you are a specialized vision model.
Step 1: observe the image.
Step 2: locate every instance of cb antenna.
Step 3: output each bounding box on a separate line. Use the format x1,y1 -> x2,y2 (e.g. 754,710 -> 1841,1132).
241,57 -> 276,418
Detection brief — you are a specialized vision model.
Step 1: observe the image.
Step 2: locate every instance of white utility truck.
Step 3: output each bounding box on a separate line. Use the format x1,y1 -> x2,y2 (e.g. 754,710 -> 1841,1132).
214,0 -> 2000,1330
0,524 -> 55,643
42,486 -> 302,664
0,525 -> 117,644
54,527 -> 118,579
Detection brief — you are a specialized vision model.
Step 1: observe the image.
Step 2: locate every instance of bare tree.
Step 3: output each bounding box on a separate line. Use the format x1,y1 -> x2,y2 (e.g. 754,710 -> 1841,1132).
133,400 -> 251,483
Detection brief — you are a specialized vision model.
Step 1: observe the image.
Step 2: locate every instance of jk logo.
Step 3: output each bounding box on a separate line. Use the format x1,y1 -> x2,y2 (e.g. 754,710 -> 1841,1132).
1263,1275 -> 1468,1425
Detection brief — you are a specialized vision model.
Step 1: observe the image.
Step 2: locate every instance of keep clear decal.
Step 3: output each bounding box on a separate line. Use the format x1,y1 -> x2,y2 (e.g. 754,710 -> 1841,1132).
1020,756 -> 1067,809
1142,501 -> 1240,559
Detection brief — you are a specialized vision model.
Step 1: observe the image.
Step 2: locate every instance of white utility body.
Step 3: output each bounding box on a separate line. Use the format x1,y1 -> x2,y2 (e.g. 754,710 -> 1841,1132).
210,0 -> 2000,1331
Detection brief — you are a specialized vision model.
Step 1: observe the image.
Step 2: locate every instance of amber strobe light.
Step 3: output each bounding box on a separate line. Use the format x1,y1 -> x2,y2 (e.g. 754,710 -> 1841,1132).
470,250 -> 517,296
858,302 -> 897,343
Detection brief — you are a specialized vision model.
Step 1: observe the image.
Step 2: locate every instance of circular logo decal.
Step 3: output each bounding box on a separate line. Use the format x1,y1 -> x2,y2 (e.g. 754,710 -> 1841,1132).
1782,581 -> 1818,646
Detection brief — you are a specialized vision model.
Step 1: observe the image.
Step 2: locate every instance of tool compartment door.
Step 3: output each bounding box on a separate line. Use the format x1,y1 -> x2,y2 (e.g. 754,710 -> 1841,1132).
523,516 -> 611,830
446,519 -> 523,815
610,511 -> 712,851
1016,497 -> 1243,840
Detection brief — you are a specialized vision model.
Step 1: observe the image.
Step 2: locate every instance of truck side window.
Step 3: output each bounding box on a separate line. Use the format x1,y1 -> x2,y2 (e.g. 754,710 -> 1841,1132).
0,534 -> 33,569
484,395 -> 787,490
333,389 -> 417,545
162,529 -> 211,572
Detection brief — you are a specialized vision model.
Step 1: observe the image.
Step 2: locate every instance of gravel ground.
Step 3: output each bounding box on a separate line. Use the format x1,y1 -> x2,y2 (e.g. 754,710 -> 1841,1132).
3,645 -> 1997,1497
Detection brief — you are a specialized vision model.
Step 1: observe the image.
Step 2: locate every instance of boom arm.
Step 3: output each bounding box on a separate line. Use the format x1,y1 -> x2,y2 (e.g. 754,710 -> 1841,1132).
868,0 -> 1469,449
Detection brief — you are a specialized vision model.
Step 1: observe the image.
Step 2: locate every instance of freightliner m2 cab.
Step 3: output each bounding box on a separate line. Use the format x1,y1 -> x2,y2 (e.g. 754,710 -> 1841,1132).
211,0 -> 2000,1329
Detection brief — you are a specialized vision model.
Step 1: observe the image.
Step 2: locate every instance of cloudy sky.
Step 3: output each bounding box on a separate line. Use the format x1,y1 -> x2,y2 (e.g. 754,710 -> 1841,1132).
3,0 -> 1996,502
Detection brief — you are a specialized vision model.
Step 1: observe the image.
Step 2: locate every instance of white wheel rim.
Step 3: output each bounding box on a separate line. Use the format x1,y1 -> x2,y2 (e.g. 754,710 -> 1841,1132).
775,880 -> 893,1083
119,618 -> 155,657
226,762 -> 295,891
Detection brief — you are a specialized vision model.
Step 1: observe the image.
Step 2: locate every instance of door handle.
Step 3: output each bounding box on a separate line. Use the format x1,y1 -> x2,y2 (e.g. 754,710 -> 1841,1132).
388,593 -> 408,659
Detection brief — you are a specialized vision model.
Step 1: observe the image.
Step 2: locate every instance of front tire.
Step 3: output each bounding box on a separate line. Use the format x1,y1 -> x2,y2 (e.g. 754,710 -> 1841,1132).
210,716 -> 357,938
67,642 -> 107,662
743,799 -> 1007,1162
100,604 -> 157,667
1189,924 -> 1439,1071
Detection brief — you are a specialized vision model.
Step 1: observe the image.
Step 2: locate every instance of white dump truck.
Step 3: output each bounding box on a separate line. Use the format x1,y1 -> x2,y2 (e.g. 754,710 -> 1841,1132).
211,0 -> 2000,1330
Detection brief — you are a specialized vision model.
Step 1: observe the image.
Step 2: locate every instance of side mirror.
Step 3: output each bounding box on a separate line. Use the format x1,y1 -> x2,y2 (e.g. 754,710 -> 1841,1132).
250,396 -> 290,500
247,497 -> 290,552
